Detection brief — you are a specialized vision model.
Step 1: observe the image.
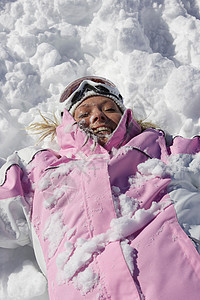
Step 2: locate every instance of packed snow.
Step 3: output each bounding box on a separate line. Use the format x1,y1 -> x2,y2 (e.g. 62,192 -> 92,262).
0,0 -> 200,299
137,153 -> 200,253
55,200 -> 169,293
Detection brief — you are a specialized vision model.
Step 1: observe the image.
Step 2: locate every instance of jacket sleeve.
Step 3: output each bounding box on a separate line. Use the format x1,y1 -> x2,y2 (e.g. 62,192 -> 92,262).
0,152 -> 32,249
167,135 -> 200,155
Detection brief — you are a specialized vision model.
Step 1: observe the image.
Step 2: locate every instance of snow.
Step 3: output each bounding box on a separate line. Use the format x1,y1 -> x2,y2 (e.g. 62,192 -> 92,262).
120,240 -> 135,276
55,199 -> 169,290
72,268 -> 99,295
135,153 -> 200,252
7,260 -> 47,300
43,211 -> 68,259
0,0 -> 200,299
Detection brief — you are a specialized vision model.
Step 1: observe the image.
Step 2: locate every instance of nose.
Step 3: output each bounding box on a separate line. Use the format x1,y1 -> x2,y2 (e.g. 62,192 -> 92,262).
90,108 -> 106,124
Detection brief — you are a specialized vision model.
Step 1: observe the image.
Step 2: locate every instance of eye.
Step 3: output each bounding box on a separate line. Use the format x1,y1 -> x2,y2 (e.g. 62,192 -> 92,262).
78,112 -> 89,118
104,107 -> 116,112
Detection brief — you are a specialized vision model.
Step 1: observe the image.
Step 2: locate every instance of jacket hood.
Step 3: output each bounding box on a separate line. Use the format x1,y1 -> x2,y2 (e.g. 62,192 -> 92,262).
56,108 -> 141,157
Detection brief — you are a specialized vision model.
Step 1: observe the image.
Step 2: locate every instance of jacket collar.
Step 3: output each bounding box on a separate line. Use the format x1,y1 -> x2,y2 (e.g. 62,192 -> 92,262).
56,109 -> 141,157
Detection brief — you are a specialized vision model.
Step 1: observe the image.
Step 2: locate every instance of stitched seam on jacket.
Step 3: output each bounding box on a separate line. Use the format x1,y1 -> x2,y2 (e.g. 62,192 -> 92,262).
169,214 -> 200,280
81,169 -> 111,299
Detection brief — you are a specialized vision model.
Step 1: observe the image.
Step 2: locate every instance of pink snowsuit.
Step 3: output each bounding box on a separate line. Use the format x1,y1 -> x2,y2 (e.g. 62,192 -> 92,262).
0,108 -> 200,299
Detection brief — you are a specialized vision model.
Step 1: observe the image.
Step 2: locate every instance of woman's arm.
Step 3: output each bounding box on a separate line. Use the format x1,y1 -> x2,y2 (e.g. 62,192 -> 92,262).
168,135 -> 200,155
0,153 -> 32,249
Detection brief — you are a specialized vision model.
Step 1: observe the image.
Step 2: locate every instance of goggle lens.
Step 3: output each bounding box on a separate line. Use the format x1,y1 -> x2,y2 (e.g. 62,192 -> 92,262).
60,76 -> 116,103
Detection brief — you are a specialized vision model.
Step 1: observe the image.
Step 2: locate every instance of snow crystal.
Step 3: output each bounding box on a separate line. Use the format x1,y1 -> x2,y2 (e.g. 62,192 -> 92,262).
72,268 -> 99,295
76,238 -> 88,247
43,186 -> 68,209
119,194 -> 139,217
38,176 -> 52,192
112,185 -> 140,218
66,226 -> 76,240
121,240 -> 135,275
110,201 -> 170,240
137,158 -> 167,178
56,241 -> 74,270
63,236 -> 105,281
43,211 -> 68,258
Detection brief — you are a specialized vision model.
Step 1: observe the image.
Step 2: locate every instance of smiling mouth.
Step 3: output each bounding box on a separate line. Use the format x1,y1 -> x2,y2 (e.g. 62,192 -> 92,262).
92,126 -> 112,135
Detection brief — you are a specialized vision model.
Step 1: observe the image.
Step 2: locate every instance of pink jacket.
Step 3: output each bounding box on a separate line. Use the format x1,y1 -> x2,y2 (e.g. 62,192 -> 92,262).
0,108 -> 200,299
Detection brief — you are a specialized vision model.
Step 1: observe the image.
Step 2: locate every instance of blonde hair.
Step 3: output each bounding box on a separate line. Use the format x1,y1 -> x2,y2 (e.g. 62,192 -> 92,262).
26,111 -> 60,142
137,119 -> 157,131
27,111 -> 157,142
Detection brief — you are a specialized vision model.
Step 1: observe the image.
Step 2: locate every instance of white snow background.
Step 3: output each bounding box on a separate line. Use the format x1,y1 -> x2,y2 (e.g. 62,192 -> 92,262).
0,0 -> 200,299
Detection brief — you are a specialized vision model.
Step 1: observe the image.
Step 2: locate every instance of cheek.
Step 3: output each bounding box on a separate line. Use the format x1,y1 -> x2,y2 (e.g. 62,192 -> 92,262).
79,118 -> 90,128
73,114 -> 89,127
112,114 -> 122,126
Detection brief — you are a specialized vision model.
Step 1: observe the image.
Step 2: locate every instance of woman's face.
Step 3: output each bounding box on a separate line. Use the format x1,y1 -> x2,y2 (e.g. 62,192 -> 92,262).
74,96 -> 123,145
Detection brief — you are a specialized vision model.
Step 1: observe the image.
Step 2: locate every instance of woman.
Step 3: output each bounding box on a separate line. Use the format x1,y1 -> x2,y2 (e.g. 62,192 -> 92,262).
0,76 -> 200,299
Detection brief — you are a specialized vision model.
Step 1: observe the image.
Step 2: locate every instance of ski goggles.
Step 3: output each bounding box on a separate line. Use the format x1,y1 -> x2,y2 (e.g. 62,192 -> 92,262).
59,76 -> 125,114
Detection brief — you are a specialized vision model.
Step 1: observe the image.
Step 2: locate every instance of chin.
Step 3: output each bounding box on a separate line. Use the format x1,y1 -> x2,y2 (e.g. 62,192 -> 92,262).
97,136 -> 107,146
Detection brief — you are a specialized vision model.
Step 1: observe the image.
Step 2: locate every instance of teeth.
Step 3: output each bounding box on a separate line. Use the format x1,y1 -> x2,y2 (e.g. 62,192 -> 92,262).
93,127 -> 111,134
